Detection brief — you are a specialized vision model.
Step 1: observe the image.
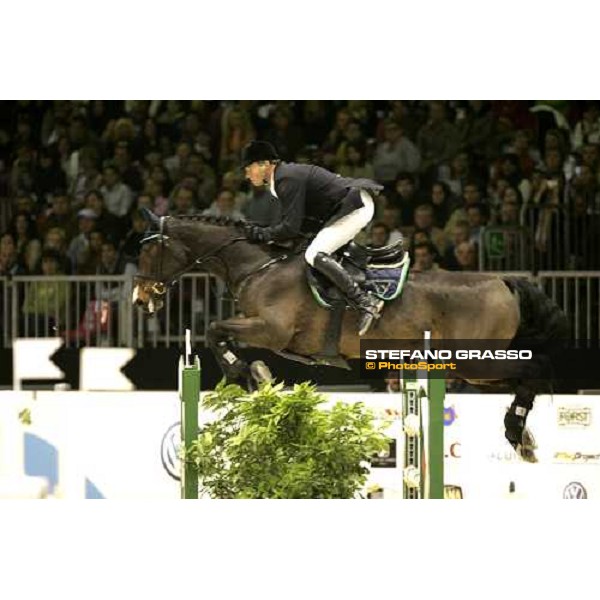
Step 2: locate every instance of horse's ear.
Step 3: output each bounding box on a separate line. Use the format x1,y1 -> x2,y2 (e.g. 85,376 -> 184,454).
141,207 -> 161,230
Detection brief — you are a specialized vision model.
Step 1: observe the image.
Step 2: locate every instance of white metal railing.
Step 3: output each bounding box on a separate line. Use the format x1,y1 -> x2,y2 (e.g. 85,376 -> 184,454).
2,273 -> 224,348
538,271 -> 600,343
1,271 -> 598,347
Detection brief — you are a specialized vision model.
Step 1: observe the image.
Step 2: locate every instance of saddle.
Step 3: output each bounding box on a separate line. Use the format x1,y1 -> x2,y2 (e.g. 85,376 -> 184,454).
306,239 -> 410,309
271,237 -> 410,369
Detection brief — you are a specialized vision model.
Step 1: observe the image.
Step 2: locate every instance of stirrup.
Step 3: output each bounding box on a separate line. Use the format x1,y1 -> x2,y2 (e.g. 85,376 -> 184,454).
357,298 -> 384,336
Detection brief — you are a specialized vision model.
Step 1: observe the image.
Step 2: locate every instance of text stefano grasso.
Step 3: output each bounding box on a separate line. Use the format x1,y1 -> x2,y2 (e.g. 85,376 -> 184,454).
363,349 -> 533,361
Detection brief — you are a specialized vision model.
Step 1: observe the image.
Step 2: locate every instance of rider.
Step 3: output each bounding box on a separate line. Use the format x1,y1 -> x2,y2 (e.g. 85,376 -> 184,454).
241,139 -> 388,336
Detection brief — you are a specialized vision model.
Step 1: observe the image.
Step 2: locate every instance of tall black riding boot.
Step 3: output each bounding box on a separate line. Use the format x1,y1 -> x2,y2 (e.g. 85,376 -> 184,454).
313,252 -> 383,335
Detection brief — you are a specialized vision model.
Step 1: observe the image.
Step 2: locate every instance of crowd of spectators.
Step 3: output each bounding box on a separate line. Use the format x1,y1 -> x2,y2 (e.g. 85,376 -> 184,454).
1,100 -> 599,281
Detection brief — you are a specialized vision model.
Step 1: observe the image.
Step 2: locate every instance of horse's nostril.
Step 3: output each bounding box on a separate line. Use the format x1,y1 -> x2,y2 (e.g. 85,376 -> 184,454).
135,299 -> 144,306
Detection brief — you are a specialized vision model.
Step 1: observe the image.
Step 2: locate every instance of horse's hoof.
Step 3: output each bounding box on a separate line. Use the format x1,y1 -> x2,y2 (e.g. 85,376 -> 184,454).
250,360 -> 273,384
519,428 -> 538,463
508,428 -> 538,463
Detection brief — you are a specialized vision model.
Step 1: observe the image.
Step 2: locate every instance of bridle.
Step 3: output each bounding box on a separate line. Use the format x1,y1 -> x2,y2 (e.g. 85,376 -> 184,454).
135,215 -> 287,308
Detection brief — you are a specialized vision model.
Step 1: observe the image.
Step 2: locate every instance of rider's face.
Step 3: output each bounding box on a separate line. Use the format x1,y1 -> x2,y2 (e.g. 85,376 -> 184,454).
245,162 -> 270,187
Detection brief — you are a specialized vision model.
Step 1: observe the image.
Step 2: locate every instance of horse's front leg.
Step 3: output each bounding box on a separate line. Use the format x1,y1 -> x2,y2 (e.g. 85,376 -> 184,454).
207,316 -> 289,391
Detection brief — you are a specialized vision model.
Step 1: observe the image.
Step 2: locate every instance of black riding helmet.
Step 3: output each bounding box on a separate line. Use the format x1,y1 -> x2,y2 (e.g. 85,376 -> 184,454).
241,140 -> 280,168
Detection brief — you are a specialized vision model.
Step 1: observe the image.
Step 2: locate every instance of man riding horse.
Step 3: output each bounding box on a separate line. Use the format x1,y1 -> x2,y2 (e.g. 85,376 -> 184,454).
241,140 -> 388,336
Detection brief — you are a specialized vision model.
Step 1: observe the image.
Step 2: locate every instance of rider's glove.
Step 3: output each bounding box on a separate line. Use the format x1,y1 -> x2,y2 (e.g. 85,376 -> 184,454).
245,225 -> 272,243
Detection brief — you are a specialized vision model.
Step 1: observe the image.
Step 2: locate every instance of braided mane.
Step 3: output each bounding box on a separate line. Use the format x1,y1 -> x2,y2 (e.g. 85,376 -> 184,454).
174,213 -> 247,230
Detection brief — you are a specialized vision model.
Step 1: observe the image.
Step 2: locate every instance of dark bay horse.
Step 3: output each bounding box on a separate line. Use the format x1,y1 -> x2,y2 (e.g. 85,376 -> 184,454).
133,212 -> 570,461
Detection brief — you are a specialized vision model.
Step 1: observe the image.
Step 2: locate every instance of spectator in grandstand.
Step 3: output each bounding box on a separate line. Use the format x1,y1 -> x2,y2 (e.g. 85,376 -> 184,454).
454,240 -> 478,271
159,100 -> 191,139
41,227 -> 70,274
84,189 -> 126,241
369,222 -> 391,248
97,164 -> 132,219
97,239 -> 128,275
380,206 -> 404,244
455,101 -> 495,160
69,146 -> 102,206
12,192 -> 37,218
34,147 -> 67,204
0,232 -> 26,275
202,189 -> 244,220
9,143 -> 36,196
180,111 -> 212,160
77,230 -> 104,275
465,203 -> 488,245
102,117 -> 138,158
569,163 -> 600,210
112,141 -> 143,193
21,249 -> 70,329
388,173 -> 422,225
67,208 -> 97,272
413,204 -> 447,254
580,141 -> 599,168
333,121 -> 366,165
412,241 -> 439,273
417,101 -> 460,181
182,153 -> 216,207
220,169 -> 248,212
440,151 -> 472,198
37,193 -> 78,240
444,180 -> 485,237
164,141 -> 192,184
375,101 -> 420,143
119,210 -> 148,265
428,180 -> 455,228
11,211 -> 41,273
509,129 -> 540,179
498,197 -> 521,226
542,148 -> 566,182
141,174 -> 170,216
169,182 -> 198,216
337,142 -> 375,180
442,221 -> 471,270
373,119 -> 420,187
572,102 -> 600,151
493,153 -> 530,198
323,108 -> 352,153
530,175 -> 561,208
219,106 -> 255,171
139,117 -> 161,159
96,240 -> 137,328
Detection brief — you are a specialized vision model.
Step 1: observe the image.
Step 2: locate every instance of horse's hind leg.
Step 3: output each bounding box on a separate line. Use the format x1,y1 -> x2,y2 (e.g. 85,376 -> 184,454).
504,383 -> 538,463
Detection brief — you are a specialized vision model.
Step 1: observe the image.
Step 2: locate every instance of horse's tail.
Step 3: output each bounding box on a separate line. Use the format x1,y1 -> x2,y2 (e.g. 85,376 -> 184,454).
503,276 -> 572,393
503,277 -> 570,343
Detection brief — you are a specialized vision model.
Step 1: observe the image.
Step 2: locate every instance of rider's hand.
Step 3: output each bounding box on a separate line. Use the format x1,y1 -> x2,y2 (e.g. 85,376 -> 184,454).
245,225 -> 271,243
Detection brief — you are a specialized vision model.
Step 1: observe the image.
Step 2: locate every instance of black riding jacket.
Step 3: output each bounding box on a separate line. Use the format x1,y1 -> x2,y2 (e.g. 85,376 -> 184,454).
261,162 -> 382,241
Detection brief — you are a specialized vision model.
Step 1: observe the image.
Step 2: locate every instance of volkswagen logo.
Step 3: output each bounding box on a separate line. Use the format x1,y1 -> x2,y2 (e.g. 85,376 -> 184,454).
160,422 -> 181,481
563,481 -> 587,499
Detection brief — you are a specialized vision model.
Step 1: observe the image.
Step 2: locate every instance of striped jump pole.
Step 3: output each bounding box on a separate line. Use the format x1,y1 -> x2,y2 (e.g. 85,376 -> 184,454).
179,329 -> 200,499
402,331 -> 445,499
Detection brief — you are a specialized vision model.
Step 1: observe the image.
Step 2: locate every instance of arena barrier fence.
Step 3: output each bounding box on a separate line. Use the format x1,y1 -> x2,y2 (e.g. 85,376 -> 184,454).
1,272 -> 599,348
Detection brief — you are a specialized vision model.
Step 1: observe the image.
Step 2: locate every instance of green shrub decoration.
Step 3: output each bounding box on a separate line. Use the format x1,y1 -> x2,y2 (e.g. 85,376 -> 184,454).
187,380 -> 390,499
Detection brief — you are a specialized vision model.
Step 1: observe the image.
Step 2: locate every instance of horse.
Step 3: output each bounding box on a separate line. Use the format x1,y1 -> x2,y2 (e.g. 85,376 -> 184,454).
133,211 -> 570,462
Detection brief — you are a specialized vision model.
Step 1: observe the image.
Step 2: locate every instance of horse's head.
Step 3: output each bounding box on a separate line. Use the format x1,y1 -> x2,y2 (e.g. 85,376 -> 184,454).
133,209 -> 260,314
133,210 -> 192,314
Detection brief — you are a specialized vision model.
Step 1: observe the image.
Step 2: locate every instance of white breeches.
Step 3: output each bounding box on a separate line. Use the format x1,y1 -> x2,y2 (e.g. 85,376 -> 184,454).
305,190 -> 375,266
